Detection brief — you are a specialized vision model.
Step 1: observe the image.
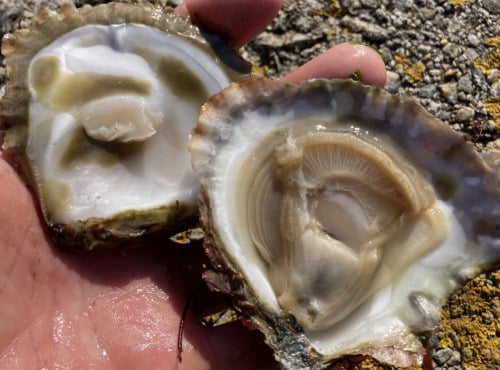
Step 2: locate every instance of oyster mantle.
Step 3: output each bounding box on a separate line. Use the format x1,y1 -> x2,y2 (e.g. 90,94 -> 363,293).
189,77 -> 500,369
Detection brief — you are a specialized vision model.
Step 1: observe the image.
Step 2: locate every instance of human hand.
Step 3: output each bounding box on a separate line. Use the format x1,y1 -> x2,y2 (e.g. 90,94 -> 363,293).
0,1 -> 386,369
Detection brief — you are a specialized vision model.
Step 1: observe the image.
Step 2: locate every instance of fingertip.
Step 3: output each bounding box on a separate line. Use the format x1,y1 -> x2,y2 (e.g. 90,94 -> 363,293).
283,43 -> 387,87
347,43 -> 387,87
175,3 -> 189,17
175,0 -> 283,49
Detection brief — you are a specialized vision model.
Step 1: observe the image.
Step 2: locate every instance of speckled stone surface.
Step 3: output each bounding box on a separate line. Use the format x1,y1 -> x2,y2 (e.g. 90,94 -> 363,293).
0,1 -> 499,369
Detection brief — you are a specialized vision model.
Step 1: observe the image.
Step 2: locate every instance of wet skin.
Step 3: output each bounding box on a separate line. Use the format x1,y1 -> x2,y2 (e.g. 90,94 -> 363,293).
0,1 -> 386,369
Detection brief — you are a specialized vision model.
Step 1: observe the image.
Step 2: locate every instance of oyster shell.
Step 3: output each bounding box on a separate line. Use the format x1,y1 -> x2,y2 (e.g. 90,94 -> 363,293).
189,77 -> 500,369
0,2 -> 249,249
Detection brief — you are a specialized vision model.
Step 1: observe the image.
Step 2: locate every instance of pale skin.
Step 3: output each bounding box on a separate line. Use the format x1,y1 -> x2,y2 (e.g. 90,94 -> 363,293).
0,0 -> 386,369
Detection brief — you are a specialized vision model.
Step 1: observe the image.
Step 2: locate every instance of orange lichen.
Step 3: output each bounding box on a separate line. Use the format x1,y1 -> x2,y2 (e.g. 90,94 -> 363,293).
394,55 -> 425,83
326,271 -> 500,370
437,271 -> 500,370
484,98 -> 500,131
315,0 -> 348,18
473,37 -> 500,131
352,358 -> 420,370
446,0 -> 472,8
251,63 -> 268,78
474,37 -> 500,84
328,355 -> 422,369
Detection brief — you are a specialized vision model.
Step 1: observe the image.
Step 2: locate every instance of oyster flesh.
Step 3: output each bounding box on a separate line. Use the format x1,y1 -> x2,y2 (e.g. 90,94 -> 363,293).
0,2 -> 248,249
189,77 -> 500,369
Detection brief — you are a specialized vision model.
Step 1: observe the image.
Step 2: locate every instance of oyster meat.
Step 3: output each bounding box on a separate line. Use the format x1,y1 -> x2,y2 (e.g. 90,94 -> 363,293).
189,77 -> 500,369
0,2 -> 248,249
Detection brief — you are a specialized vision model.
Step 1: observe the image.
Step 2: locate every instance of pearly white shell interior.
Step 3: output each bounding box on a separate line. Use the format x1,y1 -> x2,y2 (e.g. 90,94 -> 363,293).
27,24 -> 232,223
191,80 -> 500,363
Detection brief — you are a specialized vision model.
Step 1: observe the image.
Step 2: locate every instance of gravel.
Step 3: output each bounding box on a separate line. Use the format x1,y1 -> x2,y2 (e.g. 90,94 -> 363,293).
241,0 -> 500,148
0,1 -> 499,369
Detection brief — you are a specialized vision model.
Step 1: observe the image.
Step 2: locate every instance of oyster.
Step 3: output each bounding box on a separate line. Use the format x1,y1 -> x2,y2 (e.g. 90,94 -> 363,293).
0,2 -> 249,249
189,77 -> 500,369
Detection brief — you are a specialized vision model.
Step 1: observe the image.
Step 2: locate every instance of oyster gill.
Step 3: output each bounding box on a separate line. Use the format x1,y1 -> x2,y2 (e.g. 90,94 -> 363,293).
0,2 -> 248,249
189,77 -> 500,369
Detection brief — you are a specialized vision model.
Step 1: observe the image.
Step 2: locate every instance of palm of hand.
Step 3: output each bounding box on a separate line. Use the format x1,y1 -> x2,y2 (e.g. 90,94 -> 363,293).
0,156 -> 279,369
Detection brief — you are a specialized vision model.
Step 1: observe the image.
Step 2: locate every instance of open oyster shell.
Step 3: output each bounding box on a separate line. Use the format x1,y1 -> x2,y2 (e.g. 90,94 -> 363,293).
0,2 -> 249,249
189,77 -> 500,369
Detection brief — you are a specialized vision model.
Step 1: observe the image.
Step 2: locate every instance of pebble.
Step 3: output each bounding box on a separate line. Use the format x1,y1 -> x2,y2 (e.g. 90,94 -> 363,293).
448,350 -> 462,366
458,75 -> 474,94
359,0 -> 380,9
487,69 -> 499,83
444,69 -> 459,80
467,34 -> 481,47
255,31 -> 311,48
394,0 -> 414,12
482,0 -> 500,14
435,348 -> 455,366
384,71 -> 400,93
491,83 -> 500,98
340,16 -> 388,41
439,83 -> 458,104
443,43 -> 462,58
463,48 -> 479,63
461,347 -> 473,361
421,84 -> 437,98
472,69 -> 489,91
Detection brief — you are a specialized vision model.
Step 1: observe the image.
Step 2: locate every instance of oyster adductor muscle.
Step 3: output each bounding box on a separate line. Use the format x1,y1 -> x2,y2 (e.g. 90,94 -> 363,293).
189,77 -> 500,369
0,2 -> 249,249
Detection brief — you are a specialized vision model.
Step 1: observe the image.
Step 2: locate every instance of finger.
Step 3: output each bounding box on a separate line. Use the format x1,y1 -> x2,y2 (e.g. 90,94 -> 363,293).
175,0 -> 282,49
283,43 -> 387,87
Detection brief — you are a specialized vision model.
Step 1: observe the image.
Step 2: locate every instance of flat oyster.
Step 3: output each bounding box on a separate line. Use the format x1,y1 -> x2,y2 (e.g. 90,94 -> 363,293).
189,77 -> 500,369
0,2 -> 248,249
